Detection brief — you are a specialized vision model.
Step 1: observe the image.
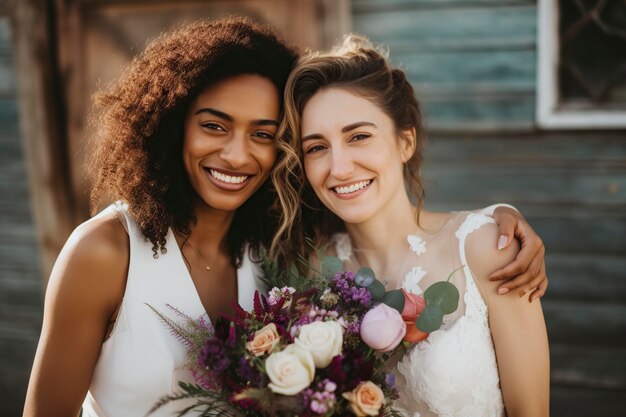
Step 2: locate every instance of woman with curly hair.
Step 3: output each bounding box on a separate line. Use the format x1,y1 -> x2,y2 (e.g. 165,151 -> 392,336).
23,17 -> 297,417
273,35 -> 549,416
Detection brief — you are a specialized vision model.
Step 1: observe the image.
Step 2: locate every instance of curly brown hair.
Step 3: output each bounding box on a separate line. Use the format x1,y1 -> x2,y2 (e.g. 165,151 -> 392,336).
89,17 -> 298,264
271,35 -> 426,265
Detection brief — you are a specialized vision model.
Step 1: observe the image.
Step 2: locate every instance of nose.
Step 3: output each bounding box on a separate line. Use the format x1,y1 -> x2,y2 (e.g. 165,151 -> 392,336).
329,147 -> 355,180
220,131 -> 251,169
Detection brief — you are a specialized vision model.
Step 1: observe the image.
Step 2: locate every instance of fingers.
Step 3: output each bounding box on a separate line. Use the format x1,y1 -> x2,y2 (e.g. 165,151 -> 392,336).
490,232 -> 545,282
489,240 -> 538,281
493,207 -> 519,250
496,253 -> 543,295
490,258 -> 526,282
529,263 -> 548,302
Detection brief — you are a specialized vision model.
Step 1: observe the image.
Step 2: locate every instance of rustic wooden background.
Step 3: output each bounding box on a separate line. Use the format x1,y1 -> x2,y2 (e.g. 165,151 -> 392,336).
352,1 -> 626,415
1,0 -> 625,416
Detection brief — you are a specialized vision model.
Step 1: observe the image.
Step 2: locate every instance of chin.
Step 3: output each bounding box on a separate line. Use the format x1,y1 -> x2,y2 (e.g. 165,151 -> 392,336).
199,194 -> 252,212
332,208 -> 375,225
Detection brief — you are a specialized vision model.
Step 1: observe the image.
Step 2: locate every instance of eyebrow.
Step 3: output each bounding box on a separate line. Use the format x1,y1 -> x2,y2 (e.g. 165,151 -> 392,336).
302,121 -> 377,142
195,108 -> 278,127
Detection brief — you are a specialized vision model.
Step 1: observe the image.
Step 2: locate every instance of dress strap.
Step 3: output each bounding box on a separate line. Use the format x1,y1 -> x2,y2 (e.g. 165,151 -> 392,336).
455,212 -> 496,312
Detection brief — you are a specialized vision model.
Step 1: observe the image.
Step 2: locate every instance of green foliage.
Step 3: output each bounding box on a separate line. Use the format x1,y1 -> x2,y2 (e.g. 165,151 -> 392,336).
147,382 -> 239,417
258,241 -> 330,293
369,279 -> 386,301
423,281 -> 459,315
416,304 -> 444,332
355,267 -> 376,287
382,289 -> 405,313
321,256 -> 343,279
415,266 -> 463,332
235,388 -> 305,414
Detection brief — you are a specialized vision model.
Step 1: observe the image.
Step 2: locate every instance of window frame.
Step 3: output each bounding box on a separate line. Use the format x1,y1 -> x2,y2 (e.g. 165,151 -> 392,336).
536,0 -> 626,129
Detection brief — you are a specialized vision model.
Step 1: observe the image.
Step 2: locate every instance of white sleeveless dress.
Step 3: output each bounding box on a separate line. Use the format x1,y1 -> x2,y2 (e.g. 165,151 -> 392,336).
81,202 -> 263,417
334,206 -> 509,417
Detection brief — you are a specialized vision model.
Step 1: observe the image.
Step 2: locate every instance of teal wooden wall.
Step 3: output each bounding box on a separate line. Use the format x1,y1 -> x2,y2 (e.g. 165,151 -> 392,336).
0,16 -> 43,417
1,1 -> 625,415
353,0 -> 626,415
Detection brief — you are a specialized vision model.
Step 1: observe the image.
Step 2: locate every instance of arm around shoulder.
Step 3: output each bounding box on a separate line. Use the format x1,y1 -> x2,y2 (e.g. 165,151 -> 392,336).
23,214 -> 130,417
465,221 -> 550,417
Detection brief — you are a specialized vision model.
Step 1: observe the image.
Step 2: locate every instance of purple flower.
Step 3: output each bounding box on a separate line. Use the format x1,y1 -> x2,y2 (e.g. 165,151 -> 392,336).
302,379 -> 337,415
198,338 -> 230,374
236,356 -> 264,386
332,271 -> 372,308
385,372 -> 396,389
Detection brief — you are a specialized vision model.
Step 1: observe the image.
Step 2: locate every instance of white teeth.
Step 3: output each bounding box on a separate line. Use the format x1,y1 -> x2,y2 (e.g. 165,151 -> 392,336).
334,180 -> 371,194
209,169 -> 248,184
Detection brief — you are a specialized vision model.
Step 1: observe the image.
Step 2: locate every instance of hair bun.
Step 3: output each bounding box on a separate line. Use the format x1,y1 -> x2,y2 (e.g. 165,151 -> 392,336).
327,34 -> 389,59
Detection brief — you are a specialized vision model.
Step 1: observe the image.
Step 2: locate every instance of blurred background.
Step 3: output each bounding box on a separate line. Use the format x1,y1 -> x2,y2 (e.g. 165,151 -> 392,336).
1,0 -> 625,415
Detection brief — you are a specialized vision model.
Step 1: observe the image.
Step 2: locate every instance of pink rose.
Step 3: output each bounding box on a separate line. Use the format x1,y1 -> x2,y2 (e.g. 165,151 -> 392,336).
360,303 -> 406,352
401,289 -> 429,343
246,323 -> 280,357
342,381 -> 384,416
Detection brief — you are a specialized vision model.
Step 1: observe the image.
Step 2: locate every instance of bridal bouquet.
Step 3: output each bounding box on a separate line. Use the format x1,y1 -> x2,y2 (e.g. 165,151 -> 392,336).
150,255 -> 460,416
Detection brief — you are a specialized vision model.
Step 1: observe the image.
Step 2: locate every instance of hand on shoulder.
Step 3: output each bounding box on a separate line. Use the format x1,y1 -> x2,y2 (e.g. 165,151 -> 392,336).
464,213 -> 521,303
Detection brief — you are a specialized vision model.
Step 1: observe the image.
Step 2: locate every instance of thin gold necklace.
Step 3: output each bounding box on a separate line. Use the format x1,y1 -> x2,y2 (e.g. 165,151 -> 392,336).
179,235 -> 213,272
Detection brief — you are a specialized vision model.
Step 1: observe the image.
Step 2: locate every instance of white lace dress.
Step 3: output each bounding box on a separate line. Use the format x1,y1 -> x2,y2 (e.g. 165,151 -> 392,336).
335,209 -> 506,417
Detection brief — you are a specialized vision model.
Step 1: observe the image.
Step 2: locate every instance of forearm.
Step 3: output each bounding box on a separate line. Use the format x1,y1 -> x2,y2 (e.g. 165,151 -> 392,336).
488,295 -> 550,417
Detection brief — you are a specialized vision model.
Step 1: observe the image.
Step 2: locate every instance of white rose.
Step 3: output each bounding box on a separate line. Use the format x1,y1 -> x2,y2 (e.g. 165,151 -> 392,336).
295,320 -> 343,368
265,344 -> 315,395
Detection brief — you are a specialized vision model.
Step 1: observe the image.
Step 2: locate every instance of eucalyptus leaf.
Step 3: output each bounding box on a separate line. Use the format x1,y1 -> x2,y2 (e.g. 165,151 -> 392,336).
321,256 -> 342,279
355,267 -> 376,287
416,304 -> 444,332
288,263 -> 300,280
382,289 -> 405,313
368,279 -> 386,301
423,281 -> 460,314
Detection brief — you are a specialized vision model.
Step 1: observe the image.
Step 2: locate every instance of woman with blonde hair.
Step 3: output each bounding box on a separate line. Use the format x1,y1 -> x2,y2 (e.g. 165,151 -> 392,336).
273,35 -> 549,417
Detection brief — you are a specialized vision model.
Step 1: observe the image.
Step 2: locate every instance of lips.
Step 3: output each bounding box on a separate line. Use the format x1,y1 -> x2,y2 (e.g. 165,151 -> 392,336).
209,168 -> 248,184
204,167 -> 254,191
332,179 -> 372,195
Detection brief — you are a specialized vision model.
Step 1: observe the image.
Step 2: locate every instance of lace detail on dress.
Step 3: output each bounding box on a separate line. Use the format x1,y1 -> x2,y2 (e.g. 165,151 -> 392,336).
333,233 -> 352,261
407,234 -> 426,255
395,212 -> 504,417
401,266 -> 427,295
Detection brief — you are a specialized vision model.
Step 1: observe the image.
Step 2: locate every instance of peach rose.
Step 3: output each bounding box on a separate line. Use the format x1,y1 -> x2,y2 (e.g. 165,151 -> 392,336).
342,381 -> 384,416
246,323 -> 280,357
401,289 -> 429,343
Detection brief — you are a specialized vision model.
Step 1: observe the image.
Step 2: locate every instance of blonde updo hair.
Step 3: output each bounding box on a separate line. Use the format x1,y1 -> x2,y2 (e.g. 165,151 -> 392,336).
270,35 -> 426,264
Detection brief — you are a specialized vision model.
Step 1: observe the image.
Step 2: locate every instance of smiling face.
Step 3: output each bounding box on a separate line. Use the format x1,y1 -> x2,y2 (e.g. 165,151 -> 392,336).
183,74 -> 280,213
301,87 -> 414,225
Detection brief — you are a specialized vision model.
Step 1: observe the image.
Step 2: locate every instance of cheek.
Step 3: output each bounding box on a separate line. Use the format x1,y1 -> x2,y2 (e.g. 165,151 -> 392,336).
258,146 -> 279,176
303,159 -> 321,187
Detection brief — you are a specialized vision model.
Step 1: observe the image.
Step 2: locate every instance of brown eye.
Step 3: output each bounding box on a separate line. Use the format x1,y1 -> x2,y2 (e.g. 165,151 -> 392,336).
306,145 -> 326,154
201,122 -> 226,132
350,133 -> 370,142
253,131 -> 276,141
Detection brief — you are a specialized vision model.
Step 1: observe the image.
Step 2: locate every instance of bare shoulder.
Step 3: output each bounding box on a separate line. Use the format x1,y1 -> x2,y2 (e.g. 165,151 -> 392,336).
463,213 -> 520,298
46,211 -> 130,315
23,212 -> 132,416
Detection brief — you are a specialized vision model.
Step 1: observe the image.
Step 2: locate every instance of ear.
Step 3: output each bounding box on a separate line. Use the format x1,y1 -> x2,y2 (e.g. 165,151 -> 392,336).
398,127 -> 417,163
